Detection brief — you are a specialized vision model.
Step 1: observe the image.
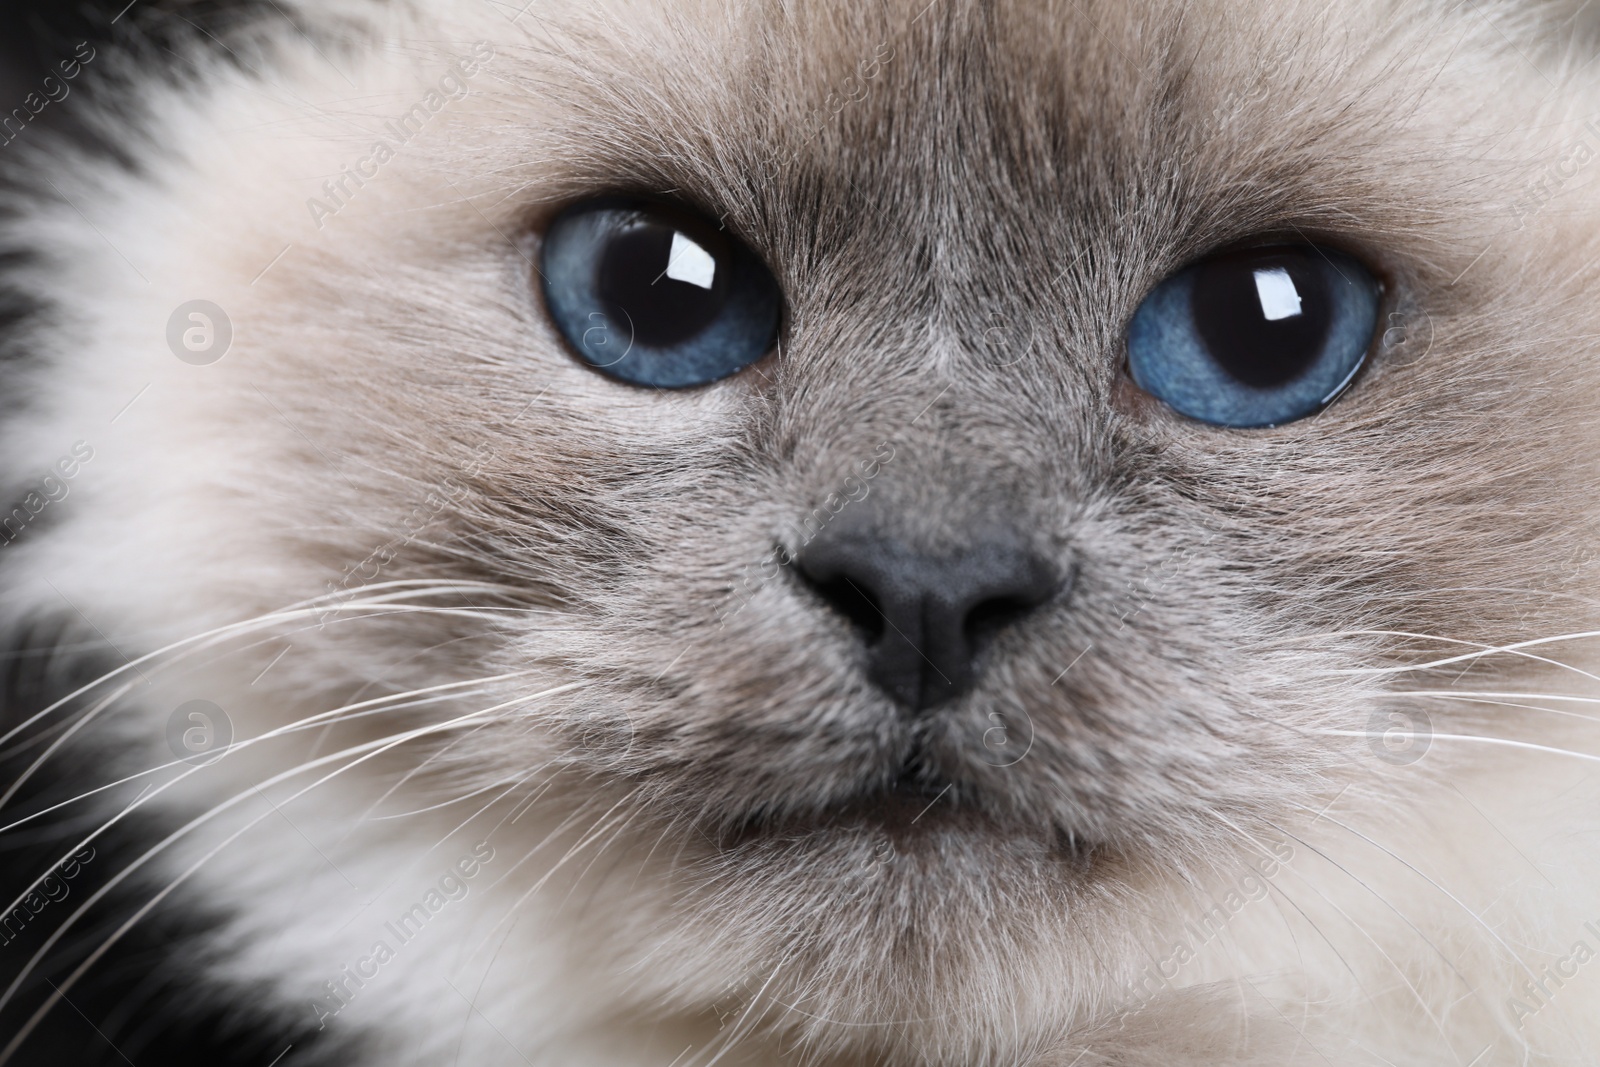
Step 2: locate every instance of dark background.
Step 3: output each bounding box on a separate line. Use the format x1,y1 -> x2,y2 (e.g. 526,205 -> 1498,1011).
0,0 -> 122,125
0,1 -> 272,150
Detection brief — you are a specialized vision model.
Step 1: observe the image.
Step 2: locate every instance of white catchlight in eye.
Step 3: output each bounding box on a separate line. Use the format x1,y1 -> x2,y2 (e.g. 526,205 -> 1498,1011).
666,231 -> 717,290
1252,266 -> 1302,321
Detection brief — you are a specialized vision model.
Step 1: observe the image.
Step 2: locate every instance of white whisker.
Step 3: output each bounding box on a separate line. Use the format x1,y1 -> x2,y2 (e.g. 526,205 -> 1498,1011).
1,666 -> 542,827
0,581 -> 534,755
464,788 -> 644,967
1255,819 -> 1482,1041
0,679 -> 142,810
0,681 -> 582,1035
1318,730 -> 1600,763
1318,629 -> 1600,682
1395,689 -> 1600,705
1281,806 -> 1544,990
1385,692 -> 1600,724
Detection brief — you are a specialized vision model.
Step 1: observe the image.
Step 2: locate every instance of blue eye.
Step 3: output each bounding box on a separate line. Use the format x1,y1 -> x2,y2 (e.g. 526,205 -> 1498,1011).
1126,244 -> 1380,427
539,198 -> 782,388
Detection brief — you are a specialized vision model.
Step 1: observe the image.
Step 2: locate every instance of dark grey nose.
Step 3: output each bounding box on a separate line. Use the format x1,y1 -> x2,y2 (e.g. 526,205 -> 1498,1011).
796,532 -> 1058,710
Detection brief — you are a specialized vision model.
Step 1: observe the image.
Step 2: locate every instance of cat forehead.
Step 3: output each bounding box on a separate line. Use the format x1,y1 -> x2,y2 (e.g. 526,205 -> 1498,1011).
502,0 -> 1548,263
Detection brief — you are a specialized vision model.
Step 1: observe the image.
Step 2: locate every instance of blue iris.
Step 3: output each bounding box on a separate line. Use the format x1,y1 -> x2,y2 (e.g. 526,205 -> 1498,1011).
540,198 -> 782,388
1126,245 -> 1380,427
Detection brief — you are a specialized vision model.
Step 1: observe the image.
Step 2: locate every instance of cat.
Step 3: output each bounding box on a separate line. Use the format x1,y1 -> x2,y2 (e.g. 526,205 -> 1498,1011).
3,0 -> 1600,1063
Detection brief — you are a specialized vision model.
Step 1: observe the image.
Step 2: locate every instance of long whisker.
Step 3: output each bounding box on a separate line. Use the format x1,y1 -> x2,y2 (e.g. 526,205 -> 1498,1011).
326,770 -> 552,936
367,725 -> 560,836
0,678 -> 143,810
1315,629 -> 1600,682
506,762 -> 572,827
1389,693 -> 1600,723
0,792 -> 296,1067
0,682 -> 542,1067
464,787 -> 644,967
559,796 -> 653,911
0,674 -> 547,922
1207,813 -> 1376,989
1280,805 -> 1544,989
1393,689 -> 1600,705
345,714 -> 506,830
693,950 -> 793,1067
131,598 -> 557,706
1316,730 -> 1600,763
1246,816 -> 1481,1043
425,769 -> 553,864
0,580 -> 529,754
365,776 -> 516,821
0,666 -> 540,839
0,603 -> 522,806
0,682 -> 580,1039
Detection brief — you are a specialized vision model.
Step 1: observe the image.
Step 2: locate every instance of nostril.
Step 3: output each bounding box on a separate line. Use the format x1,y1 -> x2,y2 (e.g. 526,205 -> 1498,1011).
793,545 -> 891,642
963,593 -> 1044,650
809,574 -> 886,642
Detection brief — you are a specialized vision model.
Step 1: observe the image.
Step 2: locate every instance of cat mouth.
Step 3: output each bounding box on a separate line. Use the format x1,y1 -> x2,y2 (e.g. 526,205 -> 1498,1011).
714,775 -> 1099,873
852,752 -> 966,829
714,737 -> 1091,859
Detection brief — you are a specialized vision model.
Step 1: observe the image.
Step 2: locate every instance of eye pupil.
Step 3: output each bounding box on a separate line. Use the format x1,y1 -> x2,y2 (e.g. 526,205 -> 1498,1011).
596,221 -> 728,349
1190,249 -> 1332,389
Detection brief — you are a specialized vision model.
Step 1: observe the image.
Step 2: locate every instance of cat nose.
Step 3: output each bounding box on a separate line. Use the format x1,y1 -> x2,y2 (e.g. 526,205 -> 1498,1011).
796,532 -> 1059,710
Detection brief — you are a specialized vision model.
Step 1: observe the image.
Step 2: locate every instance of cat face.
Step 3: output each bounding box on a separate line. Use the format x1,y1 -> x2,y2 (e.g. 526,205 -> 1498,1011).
395,0 -> 1598,855
10,0 -> 1600,1059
